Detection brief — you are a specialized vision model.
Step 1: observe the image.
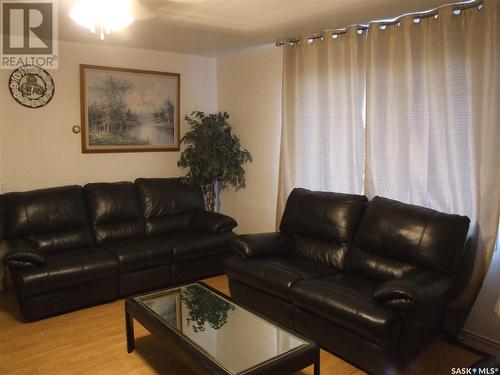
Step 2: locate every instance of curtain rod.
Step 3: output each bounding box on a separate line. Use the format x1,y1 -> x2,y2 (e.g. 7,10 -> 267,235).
275,0 -> 483,47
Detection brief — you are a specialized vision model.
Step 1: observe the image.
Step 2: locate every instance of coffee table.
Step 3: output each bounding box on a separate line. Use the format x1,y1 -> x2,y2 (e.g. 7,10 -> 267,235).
125,282 -> 320,374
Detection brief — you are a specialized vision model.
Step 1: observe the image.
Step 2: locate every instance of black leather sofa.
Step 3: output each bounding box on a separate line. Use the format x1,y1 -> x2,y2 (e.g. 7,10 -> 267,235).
0,178 -> 237,322
225,188 -> 470,374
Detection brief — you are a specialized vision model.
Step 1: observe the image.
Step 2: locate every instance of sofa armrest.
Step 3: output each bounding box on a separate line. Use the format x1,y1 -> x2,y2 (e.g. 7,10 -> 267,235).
1,240 -> 46,269
191,211 -> 237,233
373,271 -> 453,310
230,232 -> 293,258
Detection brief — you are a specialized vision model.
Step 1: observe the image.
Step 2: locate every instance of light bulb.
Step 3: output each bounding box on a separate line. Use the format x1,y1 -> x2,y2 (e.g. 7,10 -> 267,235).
70,0 -> 134,39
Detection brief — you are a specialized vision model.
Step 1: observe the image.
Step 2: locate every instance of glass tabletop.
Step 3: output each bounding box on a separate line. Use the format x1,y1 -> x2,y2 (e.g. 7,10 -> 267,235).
134,283 -> 310,375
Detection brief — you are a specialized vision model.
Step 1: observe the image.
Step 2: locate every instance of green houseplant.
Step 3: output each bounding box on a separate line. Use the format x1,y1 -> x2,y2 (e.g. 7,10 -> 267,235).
178,111 -> 252,211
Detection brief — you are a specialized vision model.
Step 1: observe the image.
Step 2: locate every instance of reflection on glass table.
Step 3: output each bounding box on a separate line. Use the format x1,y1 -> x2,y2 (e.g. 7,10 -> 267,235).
135,283 -> 309,374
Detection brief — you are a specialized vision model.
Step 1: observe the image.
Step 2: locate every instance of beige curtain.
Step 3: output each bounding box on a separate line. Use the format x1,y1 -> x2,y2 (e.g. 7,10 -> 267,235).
365,0 -> 500,333
278,0 -> 499,334
277,28 -> 366,225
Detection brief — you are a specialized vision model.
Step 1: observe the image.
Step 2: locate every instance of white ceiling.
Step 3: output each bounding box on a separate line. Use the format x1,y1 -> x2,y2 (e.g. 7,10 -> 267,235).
59,0 -> 455,56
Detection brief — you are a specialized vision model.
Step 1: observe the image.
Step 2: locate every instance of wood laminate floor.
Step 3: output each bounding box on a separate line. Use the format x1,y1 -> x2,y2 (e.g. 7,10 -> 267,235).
0,275 -> 480,374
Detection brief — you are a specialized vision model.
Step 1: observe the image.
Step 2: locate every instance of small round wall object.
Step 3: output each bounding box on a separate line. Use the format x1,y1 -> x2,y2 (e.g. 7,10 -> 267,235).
9,65 -> 55,109
72,125 -> 81,134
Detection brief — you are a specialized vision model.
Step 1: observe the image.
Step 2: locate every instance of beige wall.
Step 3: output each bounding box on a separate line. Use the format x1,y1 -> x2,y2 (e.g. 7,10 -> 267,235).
464,240 -> 500,344
0,41 -> 217,193
217,46 -> 283,234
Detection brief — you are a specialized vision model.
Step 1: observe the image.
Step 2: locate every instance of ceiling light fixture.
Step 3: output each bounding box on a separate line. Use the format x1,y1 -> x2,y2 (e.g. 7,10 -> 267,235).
70,0 -> 134,40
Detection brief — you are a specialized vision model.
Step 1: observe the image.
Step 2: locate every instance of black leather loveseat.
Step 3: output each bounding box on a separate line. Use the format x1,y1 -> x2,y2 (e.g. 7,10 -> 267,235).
225,188 -> 470,374
0,178 -> 236,322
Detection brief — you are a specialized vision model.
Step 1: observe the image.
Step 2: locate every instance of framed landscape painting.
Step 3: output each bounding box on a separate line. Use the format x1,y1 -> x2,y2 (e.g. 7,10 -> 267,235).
80,65 -> 180,153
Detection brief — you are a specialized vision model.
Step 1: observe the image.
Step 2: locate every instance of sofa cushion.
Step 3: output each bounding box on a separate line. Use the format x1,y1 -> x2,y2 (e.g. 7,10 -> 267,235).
1,186 -> 94,251
280,188 -> 368,242
143,213 -> 193,237
169,231 -> 235,262
350,196 -> 470,275
191,211 -> 237,233
84,182 -> 145,244
30,228 -> 95,253
279,189 -> 367,268
293,235 -> 347,270
135,178 -> 205,236
160,231 -> 200,244
290,274 -> 402,347
98,237 -> 172,274
346,248 -> 419,282
230,232 -> 293,259
16,247 -> 118,297
224,255 -> 338,301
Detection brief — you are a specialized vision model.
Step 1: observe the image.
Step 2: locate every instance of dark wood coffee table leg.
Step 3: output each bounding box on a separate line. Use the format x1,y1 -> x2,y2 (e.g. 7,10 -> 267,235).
314,349 -> 320,375
126,311 -> 135,353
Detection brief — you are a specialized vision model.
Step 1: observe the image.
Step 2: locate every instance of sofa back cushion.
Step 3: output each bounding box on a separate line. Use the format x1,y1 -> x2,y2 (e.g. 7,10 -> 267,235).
1,185 -> 94,252
280,188 -> 368,268
135,178 -> 205,237
84,182 -> 145,244
293,235 -> 348,269
281,188 -> 369,241
348,196 -> 470,280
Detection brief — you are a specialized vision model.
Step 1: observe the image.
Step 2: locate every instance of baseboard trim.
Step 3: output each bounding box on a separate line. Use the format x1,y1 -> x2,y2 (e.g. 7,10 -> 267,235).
460,330 -> 500,357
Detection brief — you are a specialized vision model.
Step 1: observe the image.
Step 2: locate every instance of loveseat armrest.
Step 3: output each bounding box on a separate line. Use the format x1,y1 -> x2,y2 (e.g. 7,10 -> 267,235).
191,211 -> 237,233
230,232 -> 293,258
373,271 -> 453,310
2,240 -> 46,269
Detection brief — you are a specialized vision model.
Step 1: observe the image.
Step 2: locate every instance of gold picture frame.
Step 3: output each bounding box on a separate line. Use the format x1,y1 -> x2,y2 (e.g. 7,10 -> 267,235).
80,65 -> 180,153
